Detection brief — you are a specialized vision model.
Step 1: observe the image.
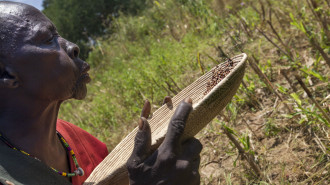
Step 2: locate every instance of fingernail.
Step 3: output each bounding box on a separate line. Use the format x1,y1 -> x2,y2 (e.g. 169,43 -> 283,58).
144,99 -> 150,105
163,96 -> 171,104
5,181 -> 15,185
163,96 -> 173,108
144,99 -> 151,109
141,100 -> 151,118
184,97 -> 192,104
138,118 -> 144,130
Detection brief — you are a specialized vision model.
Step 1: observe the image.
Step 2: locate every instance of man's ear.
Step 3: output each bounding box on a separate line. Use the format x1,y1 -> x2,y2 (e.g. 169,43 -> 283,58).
0,62 -> 19,88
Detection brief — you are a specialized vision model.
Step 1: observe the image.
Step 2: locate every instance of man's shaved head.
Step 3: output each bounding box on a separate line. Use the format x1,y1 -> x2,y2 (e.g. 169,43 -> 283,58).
0,1 -> 40,90
0,1 -> 46,58
0,2 -> 25,55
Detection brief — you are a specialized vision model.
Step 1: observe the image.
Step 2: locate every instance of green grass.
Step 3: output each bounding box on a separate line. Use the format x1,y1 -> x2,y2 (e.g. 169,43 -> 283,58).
58,0 -> 330,183
59,0 -> 227,146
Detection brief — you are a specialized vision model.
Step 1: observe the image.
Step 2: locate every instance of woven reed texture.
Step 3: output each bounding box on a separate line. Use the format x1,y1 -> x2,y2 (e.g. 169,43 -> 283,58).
84,53 -> 247,185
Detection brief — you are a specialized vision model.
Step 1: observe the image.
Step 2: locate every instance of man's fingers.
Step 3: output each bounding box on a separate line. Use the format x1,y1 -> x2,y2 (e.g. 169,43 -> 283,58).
127,117 -> 151,169
162,96 -> 173,109
181,138 -> 203,160
140,99 -> 151,119
163,98 -> 193,150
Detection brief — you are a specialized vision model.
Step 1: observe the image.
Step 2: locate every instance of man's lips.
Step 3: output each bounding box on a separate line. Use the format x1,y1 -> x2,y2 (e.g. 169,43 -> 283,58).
80,61 -> 91,83
80,72 -> 91,83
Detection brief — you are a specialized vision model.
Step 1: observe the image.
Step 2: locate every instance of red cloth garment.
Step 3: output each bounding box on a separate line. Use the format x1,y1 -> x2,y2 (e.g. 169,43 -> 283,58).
56,119 -> 109,185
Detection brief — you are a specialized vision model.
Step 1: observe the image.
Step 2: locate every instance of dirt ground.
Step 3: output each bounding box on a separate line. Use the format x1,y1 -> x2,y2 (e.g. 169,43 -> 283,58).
198,86 -> 330,184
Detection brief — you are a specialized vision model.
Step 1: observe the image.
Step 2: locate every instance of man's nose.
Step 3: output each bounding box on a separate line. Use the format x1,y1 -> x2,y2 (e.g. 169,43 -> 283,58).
66,41 -> 80,59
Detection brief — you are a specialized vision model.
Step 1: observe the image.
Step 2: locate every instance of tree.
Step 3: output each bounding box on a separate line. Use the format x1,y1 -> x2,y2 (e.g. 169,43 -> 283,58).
42,0 -> 149,59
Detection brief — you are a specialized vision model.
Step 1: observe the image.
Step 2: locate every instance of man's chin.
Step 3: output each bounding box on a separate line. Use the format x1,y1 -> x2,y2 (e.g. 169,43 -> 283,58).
72,84 -> 88,100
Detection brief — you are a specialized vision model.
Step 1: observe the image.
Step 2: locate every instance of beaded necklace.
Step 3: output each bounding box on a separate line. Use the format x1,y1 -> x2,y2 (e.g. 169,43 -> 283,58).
0,131 -> 84,177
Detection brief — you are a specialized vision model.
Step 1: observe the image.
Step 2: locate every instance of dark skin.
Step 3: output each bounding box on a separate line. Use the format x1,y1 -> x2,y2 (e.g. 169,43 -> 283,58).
0,2 -> 202,184
128,99 -> 202,185
0,1 -> 87,179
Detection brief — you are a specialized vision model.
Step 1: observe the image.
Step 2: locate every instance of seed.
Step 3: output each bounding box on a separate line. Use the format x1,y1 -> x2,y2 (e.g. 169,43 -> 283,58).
204,58 -> 238,95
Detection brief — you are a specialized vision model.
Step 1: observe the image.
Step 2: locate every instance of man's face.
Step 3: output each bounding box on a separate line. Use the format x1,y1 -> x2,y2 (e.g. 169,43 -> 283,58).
0,2 -> 90,101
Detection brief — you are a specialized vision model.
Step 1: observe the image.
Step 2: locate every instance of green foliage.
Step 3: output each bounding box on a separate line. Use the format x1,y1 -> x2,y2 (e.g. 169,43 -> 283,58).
59,0 -> 222,145
42,0 -> 149,58
276,84 -> 289,94
224,172 -> 233,185
300,67 -> 328,82
58,0 -> 330,161
290,92 -> 329,127
237,133 -> 252,153
290,93 -> 302,107
264,118 -> 280,137
226,102 -> 238,121
42,0 -> 107,58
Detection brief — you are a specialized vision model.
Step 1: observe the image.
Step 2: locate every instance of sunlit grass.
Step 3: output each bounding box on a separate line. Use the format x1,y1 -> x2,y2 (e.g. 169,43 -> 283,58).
59,0 -> 330,183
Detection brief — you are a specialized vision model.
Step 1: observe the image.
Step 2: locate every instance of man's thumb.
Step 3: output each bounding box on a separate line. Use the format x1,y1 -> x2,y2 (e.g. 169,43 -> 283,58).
127,117 -> 151,168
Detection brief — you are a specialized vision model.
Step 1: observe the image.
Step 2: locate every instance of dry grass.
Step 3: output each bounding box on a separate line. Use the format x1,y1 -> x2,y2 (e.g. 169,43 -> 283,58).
59,0 -> 330,183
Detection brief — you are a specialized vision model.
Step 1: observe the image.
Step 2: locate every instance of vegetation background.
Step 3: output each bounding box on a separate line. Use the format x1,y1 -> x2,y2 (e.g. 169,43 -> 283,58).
43,0 -> 329,184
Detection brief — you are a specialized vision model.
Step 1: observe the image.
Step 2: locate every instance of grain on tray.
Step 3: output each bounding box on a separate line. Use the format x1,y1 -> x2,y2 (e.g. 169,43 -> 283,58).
204,58 -> 238,95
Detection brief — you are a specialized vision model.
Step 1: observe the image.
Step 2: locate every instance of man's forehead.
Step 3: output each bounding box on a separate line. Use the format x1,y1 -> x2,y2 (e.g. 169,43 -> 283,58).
0,1 -> 55,56
0,1 -> 33,18
0,2 -> 55,38
0,1 -> 48,25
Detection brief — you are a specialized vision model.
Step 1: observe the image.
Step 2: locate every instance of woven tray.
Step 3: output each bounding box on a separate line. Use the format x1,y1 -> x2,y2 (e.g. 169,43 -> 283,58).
84,53 -> 247,185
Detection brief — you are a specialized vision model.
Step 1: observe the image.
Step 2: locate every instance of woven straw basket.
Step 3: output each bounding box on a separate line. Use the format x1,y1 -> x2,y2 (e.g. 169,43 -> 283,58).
84,53 -> 247,185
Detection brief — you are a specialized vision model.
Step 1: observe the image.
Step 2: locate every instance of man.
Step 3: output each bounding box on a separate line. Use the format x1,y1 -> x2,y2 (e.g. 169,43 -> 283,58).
0,1 -> 202,185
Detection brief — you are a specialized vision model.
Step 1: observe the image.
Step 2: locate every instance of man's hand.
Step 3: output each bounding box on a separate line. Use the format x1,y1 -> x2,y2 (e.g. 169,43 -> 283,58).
127,98 -> 202,185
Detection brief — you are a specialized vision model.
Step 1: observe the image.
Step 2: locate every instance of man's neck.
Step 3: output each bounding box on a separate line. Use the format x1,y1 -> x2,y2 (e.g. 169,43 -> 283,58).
0,98 -> 65,166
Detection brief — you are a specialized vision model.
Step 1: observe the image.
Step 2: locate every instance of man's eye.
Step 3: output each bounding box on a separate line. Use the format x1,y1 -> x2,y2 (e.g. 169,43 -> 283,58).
45,34 -> 58,44
45,36 -> 55,44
